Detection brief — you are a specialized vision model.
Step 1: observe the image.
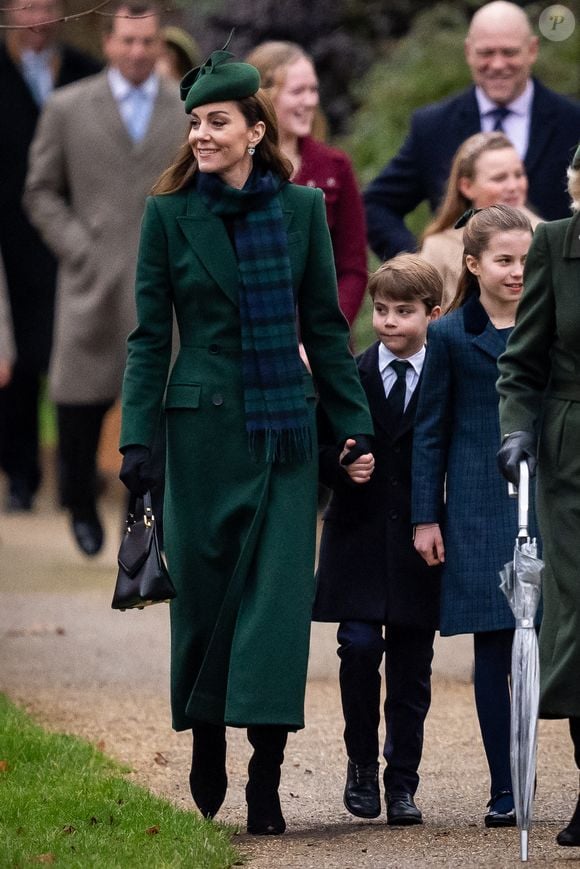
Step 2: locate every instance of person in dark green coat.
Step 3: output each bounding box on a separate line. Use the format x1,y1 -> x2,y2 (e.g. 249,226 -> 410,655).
118,50 -> 374,836
497,145 -> 580,848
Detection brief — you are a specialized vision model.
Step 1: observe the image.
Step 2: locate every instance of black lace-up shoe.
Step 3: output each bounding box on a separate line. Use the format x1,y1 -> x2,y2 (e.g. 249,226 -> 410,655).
386,792 -> 423,826
343,760 -> 380,819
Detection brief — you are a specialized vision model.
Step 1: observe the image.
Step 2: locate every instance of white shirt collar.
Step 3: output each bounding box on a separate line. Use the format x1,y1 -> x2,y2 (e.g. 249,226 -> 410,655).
107,67 -> 159,100
475,79 -> 534,119
378,342 -> 426,377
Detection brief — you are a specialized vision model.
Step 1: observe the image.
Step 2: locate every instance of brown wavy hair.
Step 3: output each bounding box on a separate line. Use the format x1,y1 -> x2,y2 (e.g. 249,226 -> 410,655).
447,204 -> 533,311
368,254 -> 442,312
151,89 -> 293,195
422,132 -> 522,241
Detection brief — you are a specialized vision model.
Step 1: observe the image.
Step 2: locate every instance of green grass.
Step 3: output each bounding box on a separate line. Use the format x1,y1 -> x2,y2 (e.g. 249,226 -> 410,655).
0,695 -> 238,869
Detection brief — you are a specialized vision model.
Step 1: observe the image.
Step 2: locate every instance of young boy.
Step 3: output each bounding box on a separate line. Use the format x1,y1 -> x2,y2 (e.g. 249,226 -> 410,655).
313,254 -> 442,825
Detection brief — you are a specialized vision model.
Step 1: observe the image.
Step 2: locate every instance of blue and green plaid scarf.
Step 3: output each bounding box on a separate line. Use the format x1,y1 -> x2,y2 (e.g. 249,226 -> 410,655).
196,168 -> 311,464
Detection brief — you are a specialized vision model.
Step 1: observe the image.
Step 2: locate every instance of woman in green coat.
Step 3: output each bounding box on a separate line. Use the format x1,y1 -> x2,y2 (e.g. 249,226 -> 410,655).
118,50 -> 373,835
497,145 -> 580,848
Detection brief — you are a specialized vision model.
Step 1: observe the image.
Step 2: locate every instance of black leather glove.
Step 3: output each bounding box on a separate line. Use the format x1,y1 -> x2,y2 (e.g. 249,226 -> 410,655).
340,434 -> 374,467
497,431 -> 537,485
119,445 -> 157,496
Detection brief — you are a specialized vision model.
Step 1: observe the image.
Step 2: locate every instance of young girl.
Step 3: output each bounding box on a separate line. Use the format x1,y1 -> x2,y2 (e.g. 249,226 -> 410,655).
411,204 -> 535,827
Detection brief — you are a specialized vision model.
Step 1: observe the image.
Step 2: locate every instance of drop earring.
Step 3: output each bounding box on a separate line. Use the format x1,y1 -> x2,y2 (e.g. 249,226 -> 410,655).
248,146 -> 256,156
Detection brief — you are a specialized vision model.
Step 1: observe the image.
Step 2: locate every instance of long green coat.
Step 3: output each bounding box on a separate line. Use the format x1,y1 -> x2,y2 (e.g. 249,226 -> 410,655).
120,181 -> 373,731
498,211 -> 580,719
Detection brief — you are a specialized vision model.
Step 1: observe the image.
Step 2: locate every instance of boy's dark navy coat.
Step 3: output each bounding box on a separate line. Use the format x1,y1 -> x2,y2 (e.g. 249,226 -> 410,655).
313,341 -> 440,629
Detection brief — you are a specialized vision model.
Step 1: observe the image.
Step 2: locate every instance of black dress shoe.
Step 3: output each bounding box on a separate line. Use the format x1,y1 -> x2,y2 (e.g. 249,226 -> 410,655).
557,794 -> 580,846
344,760 -> 380,819
71,515 -> 104,556
484,790 -> 516,828
386,792 -> 422,826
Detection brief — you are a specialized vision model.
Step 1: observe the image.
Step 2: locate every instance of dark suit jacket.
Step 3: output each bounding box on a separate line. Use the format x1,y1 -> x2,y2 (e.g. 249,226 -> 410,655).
0,42 -> 100,369
364,79 -> 580,260
313,341 -> 440,629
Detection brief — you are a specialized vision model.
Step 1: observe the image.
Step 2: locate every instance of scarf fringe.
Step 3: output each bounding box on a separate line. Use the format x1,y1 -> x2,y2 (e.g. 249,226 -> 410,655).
249,426 -> 313,464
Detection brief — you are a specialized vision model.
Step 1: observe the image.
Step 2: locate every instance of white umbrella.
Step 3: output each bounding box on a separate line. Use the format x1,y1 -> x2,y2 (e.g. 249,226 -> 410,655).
499,461 -> 543,862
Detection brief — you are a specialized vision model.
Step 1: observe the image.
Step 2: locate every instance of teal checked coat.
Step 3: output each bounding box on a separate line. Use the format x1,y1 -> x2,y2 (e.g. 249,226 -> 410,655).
120,181 -> 373,731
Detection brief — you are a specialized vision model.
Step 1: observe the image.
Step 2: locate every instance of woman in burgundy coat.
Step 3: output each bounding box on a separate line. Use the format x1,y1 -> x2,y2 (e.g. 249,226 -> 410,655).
247,41 -> 368,328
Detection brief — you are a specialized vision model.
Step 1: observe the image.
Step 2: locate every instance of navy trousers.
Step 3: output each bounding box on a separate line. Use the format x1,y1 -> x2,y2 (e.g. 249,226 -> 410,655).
337,620 -> 434,795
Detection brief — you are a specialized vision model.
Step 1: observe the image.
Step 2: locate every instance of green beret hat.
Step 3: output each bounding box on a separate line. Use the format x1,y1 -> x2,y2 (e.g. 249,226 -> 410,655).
180,50 -> 260,114
573,143 -> 580,170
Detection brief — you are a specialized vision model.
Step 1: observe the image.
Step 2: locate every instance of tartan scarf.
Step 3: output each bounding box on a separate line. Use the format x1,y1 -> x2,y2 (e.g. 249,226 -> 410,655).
196,168 -> 311,464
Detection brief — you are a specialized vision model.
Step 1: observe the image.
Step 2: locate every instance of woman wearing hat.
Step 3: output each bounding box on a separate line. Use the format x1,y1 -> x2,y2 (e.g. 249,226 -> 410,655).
118,49 -> 374,835
497,145 -> 580,847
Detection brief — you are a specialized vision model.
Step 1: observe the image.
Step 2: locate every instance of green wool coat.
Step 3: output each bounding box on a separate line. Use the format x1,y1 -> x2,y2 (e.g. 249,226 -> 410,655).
498,211 -> 580,719
120,181 -> 373,731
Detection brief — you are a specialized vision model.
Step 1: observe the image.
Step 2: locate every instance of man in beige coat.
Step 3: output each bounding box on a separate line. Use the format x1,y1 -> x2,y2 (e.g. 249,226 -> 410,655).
24,0 -> 185,555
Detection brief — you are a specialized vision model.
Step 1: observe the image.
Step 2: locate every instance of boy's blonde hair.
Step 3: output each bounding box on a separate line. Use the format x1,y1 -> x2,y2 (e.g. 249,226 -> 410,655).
368,253 -> 443,312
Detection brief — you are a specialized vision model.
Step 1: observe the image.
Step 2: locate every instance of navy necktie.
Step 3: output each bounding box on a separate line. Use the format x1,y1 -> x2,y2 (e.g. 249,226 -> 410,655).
487,106 -> 511,132
387,359 -> 410,420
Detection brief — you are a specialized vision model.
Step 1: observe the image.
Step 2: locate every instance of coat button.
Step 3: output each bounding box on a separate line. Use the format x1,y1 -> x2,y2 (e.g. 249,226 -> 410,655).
388,509 -> 399,520
390,477 -> 399,487
208,343 -> 220,354
211,393 -> 224,406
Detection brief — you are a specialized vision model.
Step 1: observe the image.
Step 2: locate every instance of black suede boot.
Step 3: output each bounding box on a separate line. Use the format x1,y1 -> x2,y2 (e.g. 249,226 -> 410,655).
557,719 -> 580,847
189,723 -> 227,819
246,725 -> 288,835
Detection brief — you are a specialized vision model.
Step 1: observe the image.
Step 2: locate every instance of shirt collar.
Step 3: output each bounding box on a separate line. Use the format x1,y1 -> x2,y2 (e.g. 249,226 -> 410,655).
20,47 -> 55,68
475,79 -> 534,119
378,342 -> 426,377
107,66 -> 159,100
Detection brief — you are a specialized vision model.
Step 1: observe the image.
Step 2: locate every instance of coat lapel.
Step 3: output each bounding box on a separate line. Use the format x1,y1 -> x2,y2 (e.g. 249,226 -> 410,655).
358,342 -> 418,441
564,210 -> 580,259
176,187 -> 297,307
92,73 -> 135,152
358,343 -> 392,434
463,293 -> 506,360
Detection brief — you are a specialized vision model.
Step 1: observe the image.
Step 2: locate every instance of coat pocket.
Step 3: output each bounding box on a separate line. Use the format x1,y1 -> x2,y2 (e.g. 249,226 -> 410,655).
164,383 -> 201,409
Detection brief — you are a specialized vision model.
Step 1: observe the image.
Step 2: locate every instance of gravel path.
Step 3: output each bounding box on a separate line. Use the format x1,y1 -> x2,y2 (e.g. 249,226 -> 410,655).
1,468 -> 578,867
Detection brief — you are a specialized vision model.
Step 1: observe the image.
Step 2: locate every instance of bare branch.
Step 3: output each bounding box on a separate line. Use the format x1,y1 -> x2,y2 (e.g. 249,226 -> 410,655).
0,0 -> 176,29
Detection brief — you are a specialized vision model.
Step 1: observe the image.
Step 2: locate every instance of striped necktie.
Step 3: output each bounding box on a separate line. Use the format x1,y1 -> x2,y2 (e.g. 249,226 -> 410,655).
487,106 -> 511,132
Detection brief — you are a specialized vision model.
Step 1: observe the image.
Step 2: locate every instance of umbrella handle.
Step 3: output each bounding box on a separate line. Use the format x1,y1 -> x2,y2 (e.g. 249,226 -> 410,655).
508,460 -> 530,538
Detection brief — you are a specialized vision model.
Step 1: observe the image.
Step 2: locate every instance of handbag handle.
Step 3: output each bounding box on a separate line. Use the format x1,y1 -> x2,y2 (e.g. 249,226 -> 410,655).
126,490 -> 155,529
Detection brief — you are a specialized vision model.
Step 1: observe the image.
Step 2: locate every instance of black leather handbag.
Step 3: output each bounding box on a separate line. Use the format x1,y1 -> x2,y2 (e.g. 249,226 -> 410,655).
112,491 -> 176,611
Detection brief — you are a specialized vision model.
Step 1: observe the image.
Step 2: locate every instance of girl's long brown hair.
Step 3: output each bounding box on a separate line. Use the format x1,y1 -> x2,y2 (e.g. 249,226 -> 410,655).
447,204 -> 533,311
151,90 -> 293,195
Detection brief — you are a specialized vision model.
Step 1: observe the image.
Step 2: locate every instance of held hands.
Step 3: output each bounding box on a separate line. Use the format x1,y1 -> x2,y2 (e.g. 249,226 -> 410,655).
414,523 -> 445,566
340,435 -> 374,485
496,431 -> 537,486
119,445 -> 157,496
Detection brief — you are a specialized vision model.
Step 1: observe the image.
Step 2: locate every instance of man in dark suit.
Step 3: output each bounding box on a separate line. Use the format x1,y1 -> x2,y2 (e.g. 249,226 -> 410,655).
0,0 -> 100,511
313,255 -> 442,826
365,0 -> 580,260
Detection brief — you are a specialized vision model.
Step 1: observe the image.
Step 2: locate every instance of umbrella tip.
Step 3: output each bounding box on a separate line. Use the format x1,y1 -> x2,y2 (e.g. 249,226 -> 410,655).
521,829 -> 529,861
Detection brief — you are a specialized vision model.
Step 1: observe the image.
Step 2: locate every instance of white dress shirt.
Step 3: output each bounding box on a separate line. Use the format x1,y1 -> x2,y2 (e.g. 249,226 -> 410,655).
378,343 -> 426,411
476,79 -> 534,160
